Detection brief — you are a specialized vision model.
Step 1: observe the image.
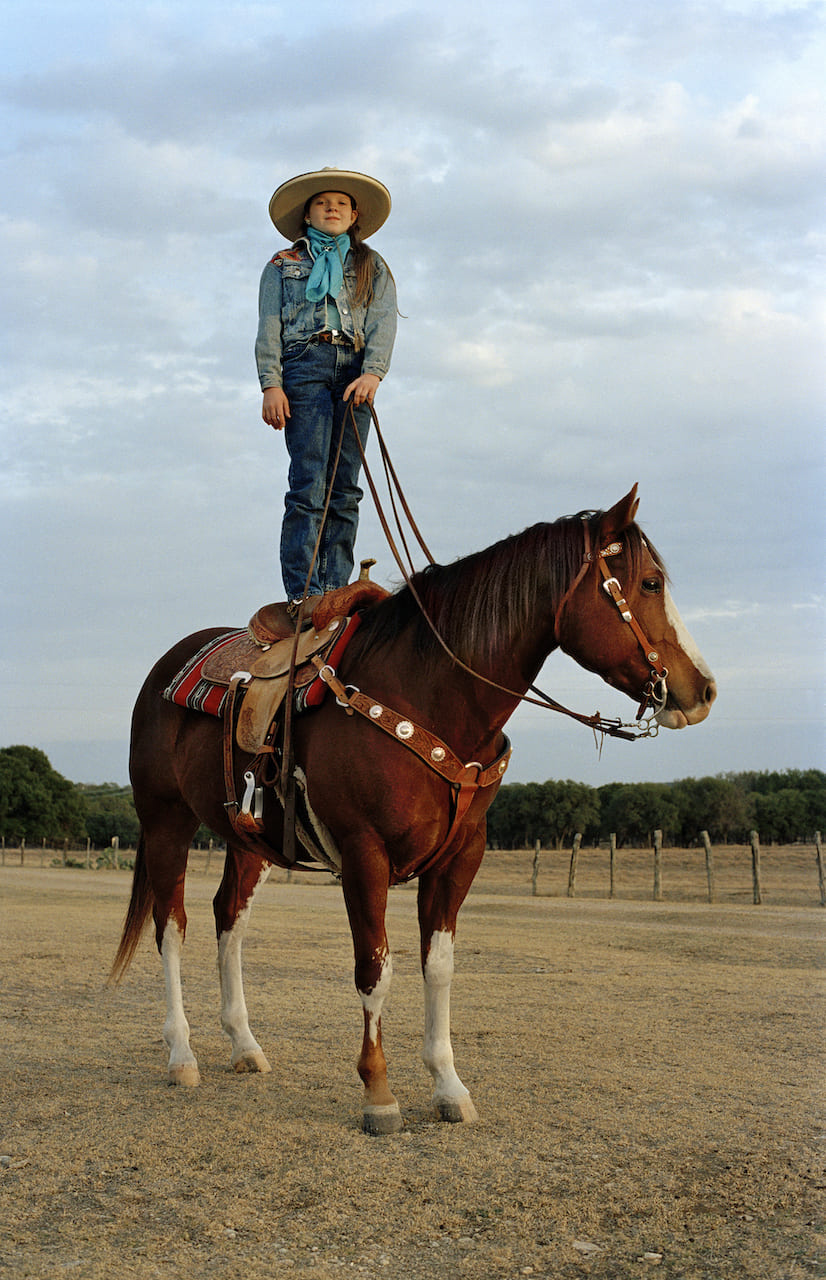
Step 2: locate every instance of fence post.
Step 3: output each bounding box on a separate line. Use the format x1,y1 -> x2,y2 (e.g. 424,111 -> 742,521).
111,836 -> 120,871
41,838 -> 47,868
206,839 -> 213,874
653,830 -> 663,901
609,833 -> 617,899
750,830 -> 762,905
1,836 -> 4,866
85,837 -> 92,870
700,830 -> 717,903
567,833 -> 581,898
815,832 -> 825,908
532,839 -> 541,896
20,838 -> 25,866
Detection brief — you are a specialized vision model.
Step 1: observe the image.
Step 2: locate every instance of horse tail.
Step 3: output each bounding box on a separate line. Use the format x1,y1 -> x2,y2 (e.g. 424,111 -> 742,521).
108,830 -> 154,985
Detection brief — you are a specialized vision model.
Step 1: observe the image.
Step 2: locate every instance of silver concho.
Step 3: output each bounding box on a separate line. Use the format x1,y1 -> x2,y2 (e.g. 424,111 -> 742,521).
369,704 -> 383,719
430,746 -> 446,762
395,720 -> 414,740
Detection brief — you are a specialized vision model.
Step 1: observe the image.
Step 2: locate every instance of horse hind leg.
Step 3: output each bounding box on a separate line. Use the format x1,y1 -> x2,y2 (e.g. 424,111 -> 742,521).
141,810 -> 201,1087
161,912 -> 201,1087
214,847 -> 273,1076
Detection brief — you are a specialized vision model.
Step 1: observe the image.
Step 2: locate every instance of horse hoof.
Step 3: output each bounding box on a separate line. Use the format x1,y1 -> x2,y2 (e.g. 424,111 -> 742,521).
435,1097 -> 479,1124
168,1063 -> 201,1087
232,1050 -> 272,1075
362,1103 -> 403,1136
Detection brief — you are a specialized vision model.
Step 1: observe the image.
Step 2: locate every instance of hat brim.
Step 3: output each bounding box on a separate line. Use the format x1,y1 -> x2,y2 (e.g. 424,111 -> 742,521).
269,168 -> 391,242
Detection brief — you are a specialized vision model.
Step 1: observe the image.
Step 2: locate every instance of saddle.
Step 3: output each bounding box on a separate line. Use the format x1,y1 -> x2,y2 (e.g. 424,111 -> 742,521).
202,577 -> 389,755
247,577 -> 388,647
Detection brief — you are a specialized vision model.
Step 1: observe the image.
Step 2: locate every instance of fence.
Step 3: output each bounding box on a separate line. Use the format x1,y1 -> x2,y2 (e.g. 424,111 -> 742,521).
3,832 -> 825,907
529,829 -> 826,906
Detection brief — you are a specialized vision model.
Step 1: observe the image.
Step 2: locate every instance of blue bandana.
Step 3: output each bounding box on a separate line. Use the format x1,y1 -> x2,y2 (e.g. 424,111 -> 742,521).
305,227 -> 350,302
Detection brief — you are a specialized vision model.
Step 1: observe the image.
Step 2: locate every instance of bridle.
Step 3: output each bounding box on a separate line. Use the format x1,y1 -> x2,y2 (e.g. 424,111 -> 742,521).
552,515 -> 670,723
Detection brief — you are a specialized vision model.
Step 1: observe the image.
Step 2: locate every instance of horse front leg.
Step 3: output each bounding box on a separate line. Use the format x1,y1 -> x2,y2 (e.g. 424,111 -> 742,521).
214,846 -> 273,1075
341,856 -> 402,1135
417,847 -> 483,1124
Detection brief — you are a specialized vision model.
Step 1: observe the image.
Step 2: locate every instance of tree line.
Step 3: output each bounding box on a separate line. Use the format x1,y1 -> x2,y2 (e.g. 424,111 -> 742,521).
1,745 -> 823,851
0,746 -> 207,850
486,770 -> 826,849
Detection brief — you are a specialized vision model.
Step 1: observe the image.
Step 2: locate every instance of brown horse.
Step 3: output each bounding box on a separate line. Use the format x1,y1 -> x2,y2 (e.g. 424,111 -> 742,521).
112,485 -> 715,1133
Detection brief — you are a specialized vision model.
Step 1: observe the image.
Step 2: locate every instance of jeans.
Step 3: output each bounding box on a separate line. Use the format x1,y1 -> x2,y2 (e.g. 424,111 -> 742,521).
279,337 -> 371,599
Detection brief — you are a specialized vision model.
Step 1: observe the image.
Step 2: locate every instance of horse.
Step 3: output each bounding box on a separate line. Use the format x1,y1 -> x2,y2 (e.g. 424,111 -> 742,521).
111,485 -> 716,1133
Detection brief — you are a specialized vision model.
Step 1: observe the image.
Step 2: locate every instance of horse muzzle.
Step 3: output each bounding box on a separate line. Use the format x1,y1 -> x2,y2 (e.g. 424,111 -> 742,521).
655,675 -> 717,729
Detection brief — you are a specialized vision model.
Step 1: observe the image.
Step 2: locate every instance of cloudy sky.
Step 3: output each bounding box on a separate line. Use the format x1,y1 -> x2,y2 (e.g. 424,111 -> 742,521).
1,0 -> 823,788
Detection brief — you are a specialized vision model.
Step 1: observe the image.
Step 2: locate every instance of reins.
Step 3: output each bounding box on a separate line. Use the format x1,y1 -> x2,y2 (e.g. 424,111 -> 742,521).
344,401 -> 663,743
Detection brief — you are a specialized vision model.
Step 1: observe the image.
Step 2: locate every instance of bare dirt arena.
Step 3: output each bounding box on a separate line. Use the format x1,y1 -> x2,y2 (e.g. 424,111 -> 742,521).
1,847 -> 824,1279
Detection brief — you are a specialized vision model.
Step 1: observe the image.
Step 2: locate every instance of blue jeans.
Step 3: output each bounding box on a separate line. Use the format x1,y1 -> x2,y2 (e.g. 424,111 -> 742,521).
279,338 -> 371,599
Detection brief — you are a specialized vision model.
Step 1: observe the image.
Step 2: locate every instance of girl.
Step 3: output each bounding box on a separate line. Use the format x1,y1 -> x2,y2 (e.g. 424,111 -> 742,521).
255,167 -> 397,605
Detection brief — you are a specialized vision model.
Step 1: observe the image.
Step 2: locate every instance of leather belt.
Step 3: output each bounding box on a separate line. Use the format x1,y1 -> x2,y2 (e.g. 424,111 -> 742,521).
312,330 -> 352,346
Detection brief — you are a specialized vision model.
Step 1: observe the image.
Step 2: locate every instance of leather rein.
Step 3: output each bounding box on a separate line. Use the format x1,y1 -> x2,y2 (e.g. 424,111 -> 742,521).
346,402 -> 668,743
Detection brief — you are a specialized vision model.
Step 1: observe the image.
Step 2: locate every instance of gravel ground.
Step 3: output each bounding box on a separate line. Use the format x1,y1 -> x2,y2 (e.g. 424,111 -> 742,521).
0,854 -> 824,1279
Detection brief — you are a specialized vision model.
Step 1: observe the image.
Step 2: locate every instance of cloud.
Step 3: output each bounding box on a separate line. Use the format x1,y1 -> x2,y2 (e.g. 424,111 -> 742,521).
0,0 -> 824,785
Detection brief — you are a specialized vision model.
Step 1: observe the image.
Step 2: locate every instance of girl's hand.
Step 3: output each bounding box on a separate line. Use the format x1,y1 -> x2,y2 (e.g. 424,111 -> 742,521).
343,373 -> 381,407
262,387 -> 291,430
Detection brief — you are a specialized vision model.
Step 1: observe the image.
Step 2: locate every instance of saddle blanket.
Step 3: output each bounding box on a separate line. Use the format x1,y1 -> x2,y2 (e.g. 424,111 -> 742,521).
162,630 -> 245,717
162,614 -> 362,730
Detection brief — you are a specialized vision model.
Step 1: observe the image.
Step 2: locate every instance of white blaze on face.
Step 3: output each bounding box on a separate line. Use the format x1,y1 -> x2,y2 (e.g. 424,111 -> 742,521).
656,587 -> 716,728
664,587 -> 715,681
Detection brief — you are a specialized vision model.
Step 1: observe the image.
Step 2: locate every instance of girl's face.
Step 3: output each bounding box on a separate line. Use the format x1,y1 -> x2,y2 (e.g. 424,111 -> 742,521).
304,191 -> 358,235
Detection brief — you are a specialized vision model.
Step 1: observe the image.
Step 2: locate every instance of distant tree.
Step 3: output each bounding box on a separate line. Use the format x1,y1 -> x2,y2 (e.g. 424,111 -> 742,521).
673,776 -> 753,844
0,746 -> 86,843
752,789 -> 810,844
78,784 -> 140,848
487,782 -> 550,848
485,784 -> 520,848
727,770 -> 825,840
602,782 -> 680,847
540,780 -> 600,849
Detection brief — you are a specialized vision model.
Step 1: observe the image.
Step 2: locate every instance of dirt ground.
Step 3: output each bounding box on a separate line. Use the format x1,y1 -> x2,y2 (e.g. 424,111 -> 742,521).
1,848 -> 824,1280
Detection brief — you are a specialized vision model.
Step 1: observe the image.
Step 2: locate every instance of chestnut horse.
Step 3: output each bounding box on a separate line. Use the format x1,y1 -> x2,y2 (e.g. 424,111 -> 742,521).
112,486 -> 715,1133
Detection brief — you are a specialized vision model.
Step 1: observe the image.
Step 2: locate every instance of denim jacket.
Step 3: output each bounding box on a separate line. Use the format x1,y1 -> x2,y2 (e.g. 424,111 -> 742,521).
255,240 -> 397,390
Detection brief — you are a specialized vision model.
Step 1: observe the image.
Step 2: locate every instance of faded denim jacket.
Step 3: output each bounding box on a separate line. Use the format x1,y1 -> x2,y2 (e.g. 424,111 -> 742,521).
255,240 -> 397,390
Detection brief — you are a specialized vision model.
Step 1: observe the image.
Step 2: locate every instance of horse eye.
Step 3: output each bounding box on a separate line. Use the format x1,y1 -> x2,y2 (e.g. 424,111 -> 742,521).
642,577 -> 662,594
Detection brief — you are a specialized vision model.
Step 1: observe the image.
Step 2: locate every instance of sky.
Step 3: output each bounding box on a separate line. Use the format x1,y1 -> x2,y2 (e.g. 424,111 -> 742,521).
1,0 -> 824,789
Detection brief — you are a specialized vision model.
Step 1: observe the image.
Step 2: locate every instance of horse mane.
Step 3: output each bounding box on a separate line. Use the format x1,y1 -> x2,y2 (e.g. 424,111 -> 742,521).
349,511 -> 667,672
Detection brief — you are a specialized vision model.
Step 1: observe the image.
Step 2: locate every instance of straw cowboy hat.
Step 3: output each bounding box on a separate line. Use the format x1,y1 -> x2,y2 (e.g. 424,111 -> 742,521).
269,167 -> 392,242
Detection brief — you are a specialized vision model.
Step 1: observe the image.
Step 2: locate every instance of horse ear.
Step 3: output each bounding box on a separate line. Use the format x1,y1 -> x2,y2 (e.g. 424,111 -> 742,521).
598,483 -> 640,541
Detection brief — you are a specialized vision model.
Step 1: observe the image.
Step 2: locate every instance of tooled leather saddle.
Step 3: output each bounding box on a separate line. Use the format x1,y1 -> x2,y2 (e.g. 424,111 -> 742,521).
183,577 -> 389,756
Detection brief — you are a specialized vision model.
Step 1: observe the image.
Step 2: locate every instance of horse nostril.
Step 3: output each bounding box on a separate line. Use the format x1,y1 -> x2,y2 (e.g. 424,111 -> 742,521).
705,680 -> 718,706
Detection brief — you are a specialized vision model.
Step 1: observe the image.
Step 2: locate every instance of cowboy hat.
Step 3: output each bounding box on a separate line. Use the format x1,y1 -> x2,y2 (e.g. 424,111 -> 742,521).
268,167 -> 391,241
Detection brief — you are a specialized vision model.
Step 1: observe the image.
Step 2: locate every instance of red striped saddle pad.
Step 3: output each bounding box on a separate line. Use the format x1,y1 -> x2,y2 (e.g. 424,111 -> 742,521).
162,615 -> 362,723
162,630 -> 246,717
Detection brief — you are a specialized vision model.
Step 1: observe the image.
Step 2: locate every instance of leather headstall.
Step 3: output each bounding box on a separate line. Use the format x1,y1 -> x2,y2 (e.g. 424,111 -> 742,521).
585,522 -> 669,720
